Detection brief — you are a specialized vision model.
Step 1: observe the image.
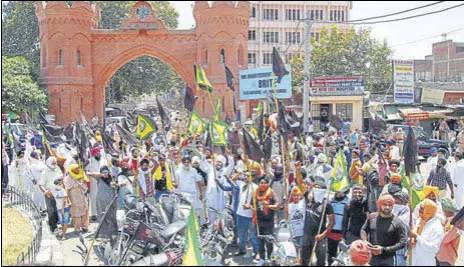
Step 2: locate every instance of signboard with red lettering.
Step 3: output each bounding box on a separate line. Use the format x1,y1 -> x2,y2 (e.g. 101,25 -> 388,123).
406,113 -> 429,121
393,60 -> 414,104
309,77 -> 365,96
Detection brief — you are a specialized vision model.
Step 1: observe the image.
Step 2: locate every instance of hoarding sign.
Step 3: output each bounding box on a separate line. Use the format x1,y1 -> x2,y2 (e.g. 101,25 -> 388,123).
309,77 -> 365,96
406,113 -> 430,121
421,88 -> 445,104
393,60 -> 414,104
239,65 -> 292,100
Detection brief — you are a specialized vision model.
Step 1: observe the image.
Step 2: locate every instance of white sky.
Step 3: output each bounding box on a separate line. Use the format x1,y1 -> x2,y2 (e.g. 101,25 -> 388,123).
169,1 -> 464,60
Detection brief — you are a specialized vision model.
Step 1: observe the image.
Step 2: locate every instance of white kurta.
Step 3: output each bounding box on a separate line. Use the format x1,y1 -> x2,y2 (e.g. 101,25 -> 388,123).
452,160 -> 464,209
86,158 -> 106,217
412,217 -> 444,266
9,158 -> 33,195
29,158 -> 46,210
175,167 -> 203,209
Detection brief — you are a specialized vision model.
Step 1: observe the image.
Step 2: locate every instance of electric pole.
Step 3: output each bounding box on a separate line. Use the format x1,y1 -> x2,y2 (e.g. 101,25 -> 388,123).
303,19 -> 312,134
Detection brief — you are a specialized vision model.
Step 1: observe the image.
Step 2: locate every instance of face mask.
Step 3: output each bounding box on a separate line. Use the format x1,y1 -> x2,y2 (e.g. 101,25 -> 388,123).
154,156 -> 159,161
312,188 -> 327,203
121,167 -> 129,173
183,166 -> 190,171
141,167 -> 149,172
94,156 -> 101,161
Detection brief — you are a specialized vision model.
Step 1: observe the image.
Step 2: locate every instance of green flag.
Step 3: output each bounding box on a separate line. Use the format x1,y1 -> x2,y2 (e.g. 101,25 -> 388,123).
194,65 -> 214,94
211,120 -> 228,147
331,150 -> 350,192
188,110 -> 206,136
136,115 -> 157,140
182,207 -> 205,266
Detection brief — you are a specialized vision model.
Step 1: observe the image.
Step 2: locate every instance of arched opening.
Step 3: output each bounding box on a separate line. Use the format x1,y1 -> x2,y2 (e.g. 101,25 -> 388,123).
58,50 -> 63,65
220,49 -> 226,64
76,50 -> 82,66
204,49 -> 208,65
104,55 -> 185,111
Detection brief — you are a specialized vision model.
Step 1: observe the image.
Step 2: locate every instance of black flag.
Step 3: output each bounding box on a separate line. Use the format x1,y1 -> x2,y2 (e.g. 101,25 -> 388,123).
369,114 -> 387,135
451,207 -> 464,231
243,128 -> 264,162
64,124 -> 74,142
156,97 -> 171,132
95,197 -> 118,239
184,86 -> 198,112
115,124 -> 138,147
272,47 -> 289,84
228,130 -> 241,155
331,115 -> 344,131
225,65 -> 235,91
102,131 -> 118,155
403,126 -> 418,176
262,134 -> 273,161
277,100 -> 292,136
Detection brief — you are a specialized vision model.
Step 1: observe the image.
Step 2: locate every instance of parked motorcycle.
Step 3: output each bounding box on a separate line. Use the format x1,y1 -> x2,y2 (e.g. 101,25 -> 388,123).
256,221 -> 300,266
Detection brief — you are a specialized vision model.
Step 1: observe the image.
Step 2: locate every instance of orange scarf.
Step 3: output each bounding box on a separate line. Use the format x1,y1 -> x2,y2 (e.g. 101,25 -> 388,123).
413,199 -> 438,247
252,187 -> 272,225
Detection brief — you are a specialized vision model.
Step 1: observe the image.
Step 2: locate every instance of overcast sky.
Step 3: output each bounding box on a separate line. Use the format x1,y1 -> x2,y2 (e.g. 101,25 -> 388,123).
169,1 -> 464,60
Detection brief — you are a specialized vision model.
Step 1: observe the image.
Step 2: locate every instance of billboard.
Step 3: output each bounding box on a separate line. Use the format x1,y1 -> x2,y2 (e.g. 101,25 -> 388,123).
393,60 -> 414,104
309,77 -> 365,96
421,88 -> 445,104
239,65 -> 292,100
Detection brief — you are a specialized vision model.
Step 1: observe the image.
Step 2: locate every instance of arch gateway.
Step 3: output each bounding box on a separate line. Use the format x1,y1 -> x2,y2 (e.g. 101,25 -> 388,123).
36,1 -> 250,125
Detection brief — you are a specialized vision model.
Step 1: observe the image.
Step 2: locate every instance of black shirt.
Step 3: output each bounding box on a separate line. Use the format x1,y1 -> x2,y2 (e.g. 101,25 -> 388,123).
361,212 -> 408,259
303,201 -> 334,237
342,199 -> 369,237
155,166 -> 168,191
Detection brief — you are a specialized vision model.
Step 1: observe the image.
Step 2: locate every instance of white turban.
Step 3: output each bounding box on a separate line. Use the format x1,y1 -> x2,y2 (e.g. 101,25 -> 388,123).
46,156 -> 57,168
192,156 -> 201,164
216,155 -> 227,165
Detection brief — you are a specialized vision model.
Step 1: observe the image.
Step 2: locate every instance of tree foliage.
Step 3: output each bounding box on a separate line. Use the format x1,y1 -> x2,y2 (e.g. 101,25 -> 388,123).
2,56 -> 48,115
1,1 -> 184,106
290,25 -> 393,93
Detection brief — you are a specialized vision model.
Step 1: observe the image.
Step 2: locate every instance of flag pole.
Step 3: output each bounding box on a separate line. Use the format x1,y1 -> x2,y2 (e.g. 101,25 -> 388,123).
206,92 -> 221,195
408,172 -> 413,266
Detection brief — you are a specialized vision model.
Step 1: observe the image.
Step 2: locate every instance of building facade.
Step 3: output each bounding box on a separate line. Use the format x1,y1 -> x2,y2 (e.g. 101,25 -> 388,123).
414,40 -> 464,82
247,1 -> 352,69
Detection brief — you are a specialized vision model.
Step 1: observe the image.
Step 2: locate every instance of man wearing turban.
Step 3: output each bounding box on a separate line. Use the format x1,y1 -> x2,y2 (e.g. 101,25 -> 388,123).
410,199 -> 445,266
361,195 -> 408,266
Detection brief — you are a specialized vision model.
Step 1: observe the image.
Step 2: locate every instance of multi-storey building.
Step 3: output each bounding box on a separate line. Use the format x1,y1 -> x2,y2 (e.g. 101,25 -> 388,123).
247,1 -> 352,69
414,40 -> 464,82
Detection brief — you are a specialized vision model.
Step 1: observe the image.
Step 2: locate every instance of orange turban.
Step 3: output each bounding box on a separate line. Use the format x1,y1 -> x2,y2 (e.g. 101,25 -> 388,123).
390,174 -> 402,184
291,187 -> 302,195
350,240 -> 372,265
416,199 -> 439,243
423,186 -> 439,199
377,194 -> 395,212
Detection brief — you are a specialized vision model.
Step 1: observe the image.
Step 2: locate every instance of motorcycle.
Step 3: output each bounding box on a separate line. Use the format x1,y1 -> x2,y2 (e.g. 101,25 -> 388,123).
201,206 -> 236,265
330,241 -> 351,266
256,221 -> 300,266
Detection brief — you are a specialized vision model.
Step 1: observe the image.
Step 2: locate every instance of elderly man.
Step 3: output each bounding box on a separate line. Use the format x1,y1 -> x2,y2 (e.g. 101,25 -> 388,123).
86,146 -> 106,221
410,199 -> 445,266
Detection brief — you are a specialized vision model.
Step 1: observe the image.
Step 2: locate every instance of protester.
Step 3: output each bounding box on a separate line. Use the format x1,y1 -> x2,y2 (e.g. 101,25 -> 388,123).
176,157 -> 205,224
327,190 -> 350,266
39,157 -> 62,233
342,185 -> 369,245
452,152 -> 464,209
64,164 -> 89,234
285,186 -> 306,247
95,166 -> 116,218
51,179 -> 70,240
436,198 -> 461,266
427,158 -> 455,201
361,194 -> 408,266
301,180 -> 335,266
411,199 -> 445,266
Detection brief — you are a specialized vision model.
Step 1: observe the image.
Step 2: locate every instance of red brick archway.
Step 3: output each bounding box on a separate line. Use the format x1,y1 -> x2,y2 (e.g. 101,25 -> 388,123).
36,1 -> 250,126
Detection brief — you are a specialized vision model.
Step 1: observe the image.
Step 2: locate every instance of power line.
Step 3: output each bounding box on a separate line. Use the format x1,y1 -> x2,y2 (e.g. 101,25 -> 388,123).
347,1 -> 446,22
347,3 -> 464,25
391,27 -> 464,47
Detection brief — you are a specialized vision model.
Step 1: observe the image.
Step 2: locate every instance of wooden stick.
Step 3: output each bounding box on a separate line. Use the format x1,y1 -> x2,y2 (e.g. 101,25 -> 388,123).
409,172 -> 413,266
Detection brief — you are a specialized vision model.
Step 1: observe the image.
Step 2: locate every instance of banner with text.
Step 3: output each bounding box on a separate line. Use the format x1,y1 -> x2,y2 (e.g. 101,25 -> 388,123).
239,65 -> 292,100
393,60 -> 414,104
309,77 -> 365,96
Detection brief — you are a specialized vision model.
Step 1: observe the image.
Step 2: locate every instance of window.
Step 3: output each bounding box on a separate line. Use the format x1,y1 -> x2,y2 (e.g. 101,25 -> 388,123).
319,10 -> 324,20
341,10 -> 345,21
76,50 -> 81,66
310,10 -> 314,20
58,50 -> 63,65
264,32 -> 279,43
285,9 -> 300,20
248,53 -> 256,64
248,30 -> 256,41
263,9 -> 278,20
457,46 -> 464,53
330,10 -> 333,21
337,11 -> 341,22
285,32 -> 301,44
42,50 -> 46,67
59,98 -> 62,113
311,32 -> 320,41
336,103 -> 353,121
204,50 -> 208,64
263,53 -> 273,65
220,49 -> 225,64
81,98 -> 83,111
251,7 -> 256,18
222,96 -> 225,112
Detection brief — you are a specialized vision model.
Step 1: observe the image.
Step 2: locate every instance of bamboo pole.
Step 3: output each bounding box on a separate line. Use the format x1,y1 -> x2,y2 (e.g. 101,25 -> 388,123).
409,172 -> 413,266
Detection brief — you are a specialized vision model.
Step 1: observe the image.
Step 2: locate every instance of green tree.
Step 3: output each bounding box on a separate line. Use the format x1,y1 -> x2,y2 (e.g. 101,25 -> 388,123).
290,25 -> 393,92
2,56 -> 48,115
1,1 -> 40,82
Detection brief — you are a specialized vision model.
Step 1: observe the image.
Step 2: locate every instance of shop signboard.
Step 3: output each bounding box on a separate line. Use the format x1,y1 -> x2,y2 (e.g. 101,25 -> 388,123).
406,113 -> 430,121
393,60 -> 414,104
239,65 -> 292,100
421,88 -> 445,104
309,77 -> 365,96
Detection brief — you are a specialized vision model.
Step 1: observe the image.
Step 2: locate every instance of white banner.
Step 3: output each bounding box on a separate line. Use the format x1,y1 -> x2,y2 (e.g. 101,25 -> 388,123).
393,60 -> 414,104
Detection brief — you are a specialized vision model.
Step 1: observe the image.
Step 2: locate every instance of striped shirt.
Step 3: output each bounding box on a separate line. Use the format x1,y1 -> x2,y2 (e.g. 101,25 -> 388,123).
427,168 -> 453,190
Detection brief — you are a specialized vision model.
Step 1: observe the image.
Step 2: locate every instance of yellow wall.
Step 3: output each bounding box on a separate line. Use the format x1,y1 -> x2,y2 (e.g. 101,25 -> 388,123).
309,96 -> 364,130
